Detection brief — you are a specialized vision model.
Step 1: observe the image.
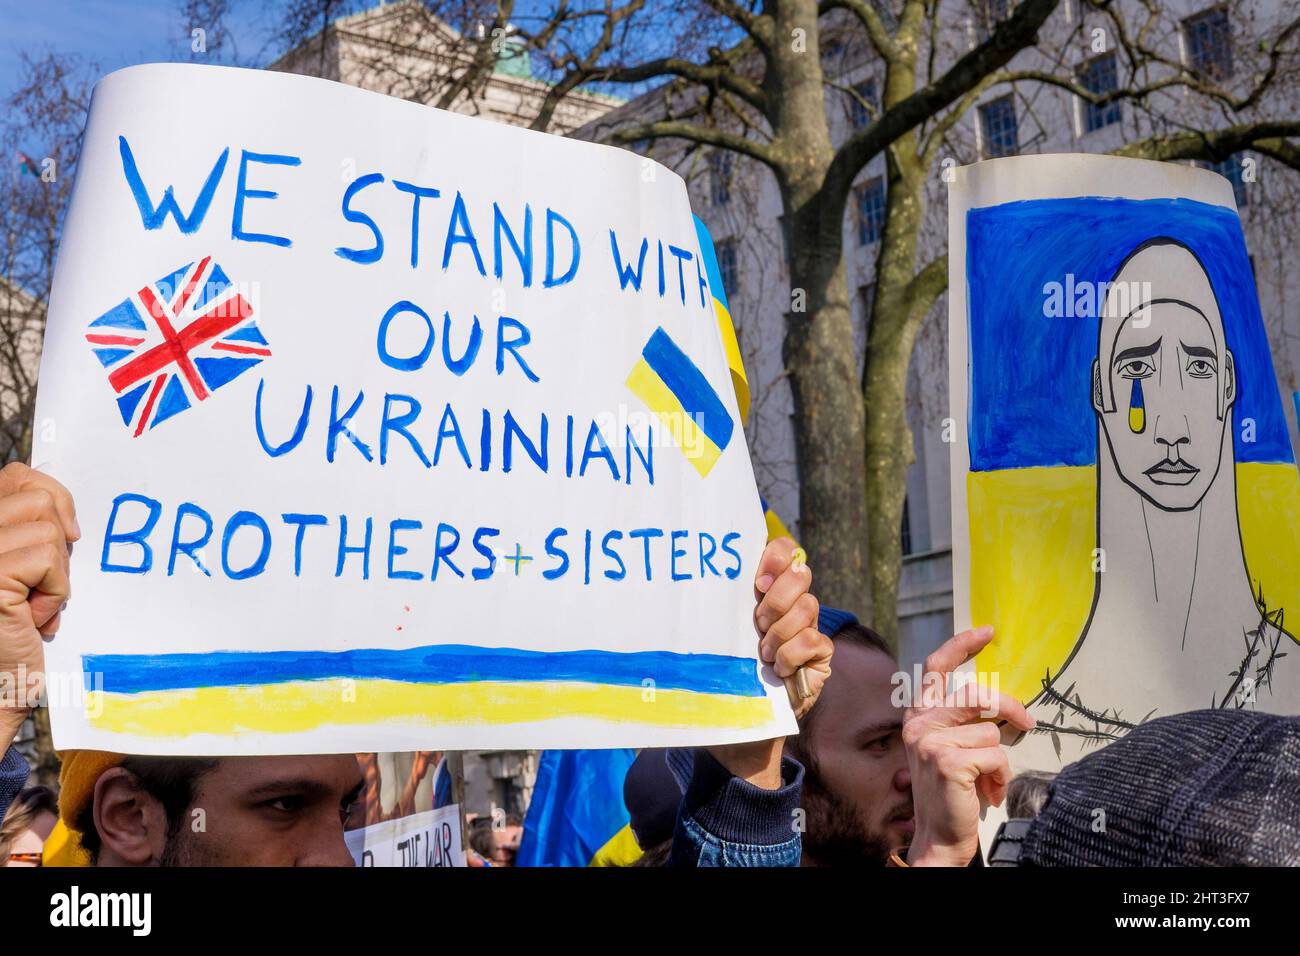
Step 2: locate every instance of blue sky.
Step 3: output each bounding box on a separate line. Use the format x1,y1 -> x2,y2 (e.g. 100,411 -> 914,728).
0,0 -> 283,103
1,0 -> 708,117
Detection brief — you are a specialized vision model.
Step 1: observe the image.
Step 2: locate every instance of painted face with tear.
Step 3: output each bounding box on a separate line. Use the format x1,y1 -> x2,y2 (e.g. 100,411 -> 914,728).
1094,240 -> 1236,512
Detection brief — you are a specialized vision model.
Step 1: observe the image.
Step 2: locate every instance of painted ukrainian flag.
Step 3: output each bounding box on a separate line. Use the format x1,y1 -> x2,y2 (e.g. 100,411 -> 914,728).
82,644 -> 773,737
623,217 -> 744,479
626,326 -> 735,478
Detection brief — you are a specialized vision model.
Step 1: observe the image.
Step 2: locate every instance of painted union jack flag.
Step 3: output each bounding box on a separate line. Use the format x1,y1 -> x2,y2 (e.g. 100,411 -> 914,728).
86,256 -> 271,436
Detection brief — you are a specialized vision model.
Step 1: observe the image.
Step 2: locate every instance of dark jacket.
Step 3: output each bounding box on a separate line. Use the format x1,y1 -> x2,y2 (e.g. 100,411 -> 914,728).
0,745 -> 29,825
667,748 -> 804,867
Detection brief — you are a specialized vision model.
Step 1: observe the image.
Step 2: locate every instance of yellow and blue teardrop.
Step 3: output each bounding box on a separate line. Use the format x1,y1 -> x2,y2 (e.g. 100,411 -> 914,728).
1128,378 -> 1146,433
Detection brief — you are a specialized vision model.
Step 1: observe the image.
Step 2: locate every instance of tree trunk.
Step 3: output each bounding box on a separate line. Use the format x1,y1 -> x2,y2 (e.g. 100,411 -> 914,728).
770,0 -> 871,616
861,136 -> 926,650
783,232 -> 871,615
862,338 -> 914,650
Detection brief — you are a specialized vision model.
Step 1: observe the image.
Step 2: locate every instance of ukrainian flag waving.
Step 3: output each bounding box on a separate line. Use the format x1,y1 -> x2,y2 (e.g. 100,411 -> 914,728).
515,749 -> 639,867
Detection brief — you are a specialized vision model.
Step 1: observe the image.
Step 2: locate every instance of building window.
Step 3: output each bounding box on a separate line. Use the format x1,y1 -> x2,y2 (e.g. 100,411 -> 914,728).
717,239 -> 739,296
1079,51 -> 1121,132
979,94 -> 1019,158
975,0 -> 1010,42
856,177 -> 886,246
710,151 -> 733,206
849,79 -> 877,129
1205,154 -> 1249,208
1184,7 -> 1232,81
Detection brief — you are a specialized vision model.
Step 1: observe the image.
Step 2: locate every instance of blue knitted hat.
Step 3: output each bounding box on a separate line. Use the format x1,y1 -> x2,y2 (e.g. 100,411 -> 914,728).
817,606 -> 860,638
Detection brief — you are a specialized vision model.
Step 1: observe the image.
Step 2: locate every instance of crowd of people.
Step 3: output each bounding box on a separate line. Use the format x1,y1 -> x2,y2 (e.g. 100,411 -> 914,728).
1,461 -> 1297,868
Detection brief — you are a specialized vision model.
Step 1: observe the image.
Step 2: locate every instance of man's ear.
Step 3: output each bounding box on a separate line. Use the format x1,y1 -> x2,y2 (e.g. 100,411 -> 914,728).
91,767 -> 170,866
1221,349 -> 1236,416
1091,359 -> 1105,414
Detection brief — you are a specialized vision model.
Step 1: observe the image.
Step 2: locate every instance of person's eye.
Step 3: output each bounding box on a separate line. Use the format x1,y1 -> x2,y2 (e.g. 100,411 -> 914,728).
1186,358 -> 1215,378
863,734 -> 892,753
263,795 -> 306,813
1118,359 -> 1155,378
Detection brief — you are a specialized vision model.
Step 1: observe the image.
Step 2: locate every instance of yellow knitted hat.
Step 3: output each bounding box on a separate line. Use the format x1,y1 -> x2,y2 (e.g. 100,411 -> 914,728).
56,749 -> 124,829
41,818 -> 90,867
43,750 -> 124,867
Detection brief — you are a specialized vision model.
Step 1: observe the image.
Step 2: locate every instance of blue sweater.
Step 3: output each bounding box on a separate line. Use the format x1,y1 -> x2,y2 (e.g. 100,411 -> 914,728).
667,748 -> 804,867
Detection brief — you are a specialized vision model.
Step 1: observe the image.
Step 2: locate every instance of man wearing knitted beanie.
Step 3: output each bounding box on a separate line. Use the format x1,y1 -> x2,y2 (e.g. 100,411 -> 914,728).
54,748 -> 363,866
991,709 -> 1300,866
903,683 -> 1300,866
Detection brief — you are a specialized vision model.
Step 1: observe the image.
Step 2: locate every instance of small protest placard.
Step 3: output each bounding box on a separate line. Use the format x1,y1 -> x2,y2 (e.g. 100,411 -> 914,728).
346,806 -> 464,868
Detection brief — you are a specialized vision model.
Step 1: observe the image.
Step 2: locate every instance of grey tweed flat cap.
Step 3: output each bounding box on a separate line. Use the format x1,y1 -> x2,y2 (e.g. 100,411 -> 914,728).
1019,709 -> 1300,866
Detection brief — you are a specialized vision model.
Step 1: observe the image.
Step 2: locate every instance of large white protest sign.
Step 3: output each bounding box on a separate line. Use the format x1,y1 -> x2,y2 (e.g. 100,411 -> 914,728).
36,64 -> 789,754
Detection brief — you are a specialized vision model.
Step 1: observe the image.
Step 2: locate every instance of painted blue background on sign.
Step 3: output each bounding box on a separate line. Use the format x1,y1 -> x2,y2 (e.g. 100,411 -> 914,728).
966,196 -> 1294,472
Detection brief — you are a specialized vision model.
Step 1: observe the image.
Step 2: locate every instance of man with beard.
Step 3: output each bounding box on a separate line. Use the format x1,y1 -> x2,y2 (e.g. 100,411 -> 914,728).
784,610 -> 915,866
627,610 -> 1023,866
784,610 -> 1035,867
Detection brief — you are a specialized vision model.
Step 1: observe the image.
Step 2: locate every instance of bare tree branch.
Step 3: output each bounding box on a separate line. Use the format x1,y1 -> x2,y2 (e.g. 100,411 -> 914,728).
820,0 -> 1058,223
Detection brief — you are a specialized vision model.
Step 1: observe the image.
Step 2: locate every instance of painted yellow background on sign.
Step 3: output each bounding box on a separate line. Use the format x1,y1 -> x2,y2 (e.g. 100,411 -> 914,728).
969,462 -> 1300,704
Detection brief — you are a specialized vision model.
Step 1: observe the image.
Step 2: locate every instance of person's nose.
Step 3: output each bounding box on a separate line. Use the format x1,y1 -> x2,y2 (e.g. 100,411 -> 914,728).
1153,411 -> 1190,454
299,823 -> 356,867
895,762 -> 912,794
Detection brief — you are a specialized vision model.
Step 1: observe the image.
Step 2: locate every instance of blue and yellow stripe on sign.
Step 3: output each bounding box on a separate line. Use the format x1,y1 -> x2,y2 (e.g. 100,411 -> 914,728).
626,326 -> 735,477
694,215 -> 749,421
80,644 -> 771,738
